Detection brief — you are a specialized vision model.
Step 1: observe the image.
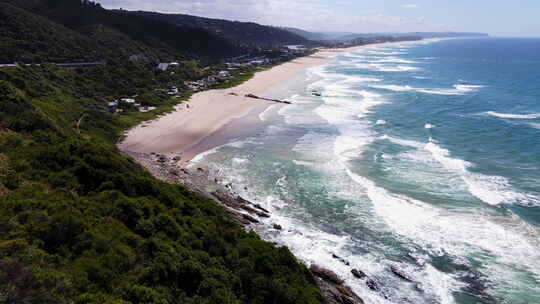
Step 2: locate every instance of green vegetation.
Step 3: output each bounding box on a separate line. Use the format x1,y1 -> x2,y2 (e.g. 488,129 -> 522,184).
0,2 -> 326,302
127,11 -> 309,48
0,3 -> 103,63
0,62 -> 191,141
1,0 -> 241,63
0,61 -> 324,303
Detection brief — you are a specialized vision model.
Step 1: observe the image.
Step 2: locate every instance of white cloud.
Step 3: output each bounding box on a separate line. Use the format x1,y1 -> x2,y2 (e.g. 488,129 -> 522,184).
97,0 -> 446,33
401,4 -> 419,9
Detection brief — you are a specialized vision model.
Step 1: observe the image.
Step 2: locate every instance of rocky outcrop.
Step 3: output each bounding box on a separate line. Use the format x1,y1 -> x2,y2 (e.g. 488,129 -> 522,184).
123,151 -> 271,227
310,265 -> 364,304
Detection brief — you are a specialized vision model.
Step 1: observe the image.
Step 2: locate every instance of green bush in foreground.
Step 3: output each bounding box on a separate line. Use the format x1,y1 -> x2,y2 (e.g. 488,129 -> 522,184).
0,73 -> 324,303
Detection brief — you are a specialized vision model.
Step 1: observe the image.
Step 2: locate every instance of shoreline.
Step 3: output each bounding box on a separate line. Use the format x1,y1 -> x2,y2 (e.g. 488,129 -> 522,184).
118,45 -> 368,165
118,41 -> 410,304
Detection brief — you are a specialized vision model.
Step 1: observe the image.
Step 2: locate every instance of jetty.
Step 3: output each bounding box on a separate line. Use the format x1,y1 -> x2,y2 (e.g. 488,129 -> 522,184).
245,93 -> 292,104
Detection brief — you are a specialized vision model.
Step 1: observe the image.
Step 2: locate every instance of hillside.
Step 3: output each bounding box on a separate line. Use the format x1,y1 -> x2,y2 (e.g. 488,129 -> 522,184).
0,61 -> 324,303
2,0 -> 241,61
283,27 -> 334,41
127,11 -> 310,47
0,3 -> 104,63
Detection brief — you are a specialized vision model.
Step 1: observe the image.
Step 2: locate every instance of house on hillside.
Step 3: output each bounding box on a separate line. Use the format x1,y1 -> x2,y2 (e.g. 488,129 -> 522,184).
107,101 -> 118,113
157,62 -> 179,71
218,71 -> 230,77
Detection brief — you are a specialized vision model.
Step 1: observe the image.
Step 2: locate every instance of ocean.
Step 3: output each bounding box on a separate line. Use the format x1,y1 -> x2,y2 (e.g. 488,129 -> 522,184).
193,38 -> 540,304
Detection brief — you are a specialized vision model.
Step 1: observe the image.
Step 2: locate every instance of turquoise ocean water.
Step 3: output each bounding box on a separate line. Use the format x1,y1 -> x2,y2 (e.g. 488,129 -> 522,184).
194,38 -> 540,304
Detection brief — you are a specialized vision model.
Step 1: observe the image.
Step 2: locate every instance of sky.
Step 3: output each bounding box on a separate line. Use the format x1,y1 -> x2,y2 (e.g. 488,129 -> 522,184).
96,0 -> 540,37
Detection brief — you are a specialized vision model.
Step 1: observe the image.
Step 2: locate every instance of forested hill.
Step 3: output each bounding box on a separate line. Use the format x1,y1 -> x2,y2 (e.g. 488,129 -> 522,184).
1,0 -> 241,62
0,3 -> 103,63
0,2 -> 180,63
125,11 -> 310,47
0,47 -> 324,304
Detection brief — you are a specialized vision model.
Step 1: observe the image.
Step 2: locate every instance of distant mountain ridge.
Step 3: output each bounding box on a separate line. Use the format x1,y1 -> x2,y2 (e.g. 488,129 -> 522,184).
1,0 -> 242,61
1,0 -> 314,63
125,11 -> 309,47
337,32 -> 490,41
284,27 -> 489,41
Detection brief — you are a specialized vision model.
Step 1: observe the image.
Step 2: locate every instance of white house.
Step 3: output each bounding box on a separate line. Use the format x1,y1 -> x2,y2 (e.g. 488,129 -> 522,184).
218,71 -> 231,78
157,62 -> 180,71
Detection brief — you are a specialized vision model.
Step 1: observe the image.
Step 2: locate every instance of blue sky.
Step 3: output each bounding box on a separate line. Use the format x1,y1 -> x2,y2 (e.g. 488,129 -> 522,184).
97,0 -> 540,37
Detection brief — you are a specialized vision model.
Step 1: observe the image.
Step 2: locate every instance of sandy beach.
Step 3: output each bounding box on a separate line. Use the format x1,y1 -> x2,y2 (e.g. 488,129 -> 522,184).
118,47 -> 365,162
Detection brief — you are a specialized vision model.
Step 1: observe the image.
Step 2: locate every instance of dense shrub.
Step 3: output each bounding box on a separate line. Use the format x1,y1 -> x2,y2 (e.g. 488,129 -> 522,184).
0,70 -> 324,303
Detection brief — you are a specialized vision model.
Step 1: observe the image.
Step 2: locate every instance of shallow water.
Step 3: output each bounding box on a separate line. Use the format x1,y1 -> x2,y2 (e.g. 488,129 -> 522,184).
194,38 -> 540,304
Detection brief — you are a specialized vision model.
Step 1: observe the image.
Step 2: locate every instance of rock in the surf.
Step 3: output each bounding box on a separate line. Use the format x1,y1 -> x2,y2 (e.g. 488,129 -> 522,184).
351,269 -> 367,279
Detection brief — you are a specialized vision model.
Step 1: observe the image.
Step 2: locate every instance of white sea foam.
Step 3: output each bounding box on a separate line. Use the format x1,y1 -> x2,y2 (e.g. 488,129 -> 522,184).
368,57 -> 418,64
366,51 -> 406,55
342,164 -> 540,297
354,63 -> 420,72
485,111 -> 540,119
371,84 -> 414,92
423,141 -> 540,206
342,76 -> 382,83
188,145 -> 222,164
376,119 -> 387,125
359,166 -> 540,291
529,122 -> 540,130
258,104 -> 277,122
380,135 -> 425,149
379,135 -> 540,207
454,84 -> 484,92
371,84 -> 483,95
225,140 -> 247,148
344,169 -> 462,303
292,159 -> 316,166
425,123 -> 435,129
232,157 -> 248,164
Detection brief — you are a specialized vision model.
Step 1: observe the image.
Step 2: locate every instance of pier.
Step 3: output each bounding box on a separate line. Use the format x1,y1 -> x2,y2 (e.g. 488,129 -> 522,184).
244,93 -> 292,104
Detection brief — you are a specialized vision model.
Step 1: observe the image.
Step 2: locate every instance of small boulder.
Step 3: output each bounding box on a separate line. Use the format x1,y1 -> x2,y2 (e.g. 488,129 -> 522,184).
310,265 -> 344,285
351,269 -> 367,279
366,279 -> 379,291
332,254 -> 350,266
273,224 -> 283,230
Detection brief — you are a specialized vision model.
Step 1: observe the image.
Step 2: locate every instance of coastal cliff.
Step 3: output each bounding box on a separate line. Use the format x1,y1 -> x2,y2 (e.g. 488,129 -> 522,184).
123,151 -> 367,304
